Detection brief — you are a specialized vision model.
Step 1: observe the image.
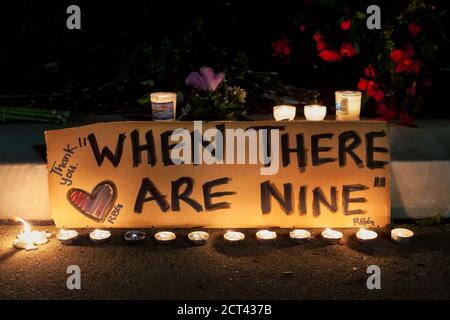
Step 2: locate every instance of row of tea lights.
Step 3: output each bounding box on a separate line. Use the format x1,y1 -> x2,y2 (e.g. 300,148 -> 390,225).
273,90 -> 362,121
52,227 -> 414,247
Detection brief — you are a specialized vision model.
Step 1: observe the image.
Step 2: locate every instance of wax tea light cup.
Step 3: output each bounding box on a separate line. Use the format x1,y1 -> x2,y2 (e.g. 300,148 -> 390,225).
223,231 -> 245,245
273,105 -> 296,121
89,229 -> 111,244
256,230 -> 277,243
322,228 -> 343,244
154,231 -> 176,245
13,217 -> 52,251
304,105 -> 327,121
57,229 -> 79,245
150,92 -> 177,121
335,91 -> 362,121
391,228 -> 414,245
356,228 -> 378,244
188,231 -> 209,245
289,229 -> 311,244
124,230 -> 146,244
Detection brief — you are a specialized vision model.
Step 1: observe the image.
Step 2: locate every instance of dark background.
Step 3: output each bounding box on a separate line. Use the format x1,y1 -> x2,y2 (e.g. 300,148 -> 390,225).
0,0 -> 448,116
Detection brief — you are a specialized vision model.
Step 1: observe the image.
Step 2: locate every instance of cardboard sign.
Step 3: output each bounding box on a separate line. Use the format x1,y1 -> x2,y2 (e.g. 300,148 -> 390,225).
45,121 -> 390,228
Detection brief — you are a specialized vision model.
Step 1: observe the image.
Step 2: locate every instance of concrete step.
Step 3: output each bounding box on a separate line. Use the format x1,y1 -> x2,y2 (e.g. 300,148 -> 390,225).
0,116 -> 449,221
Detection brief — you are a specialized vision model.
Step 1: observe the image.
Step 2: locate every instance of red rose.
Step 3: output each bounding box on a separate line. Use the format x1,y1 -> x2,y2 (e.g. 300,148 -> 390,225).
340,42 -> 357,58
408,22 -> 421,37
316,41 -> 327,51
319,49 -> 341,62
390,49 -> 404,64
373,90 -> 385,102
357,79 -> 368,91
364,64 -> 376,78
341,19 -> 351,31
395,59 -> 421,75
272,37 -> 291,58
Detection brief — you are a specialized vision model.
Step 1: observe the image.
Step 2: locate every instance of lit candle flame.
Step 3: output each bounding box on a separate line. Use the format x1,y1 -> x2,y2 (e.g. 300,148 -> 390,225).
16,217 -> 31,235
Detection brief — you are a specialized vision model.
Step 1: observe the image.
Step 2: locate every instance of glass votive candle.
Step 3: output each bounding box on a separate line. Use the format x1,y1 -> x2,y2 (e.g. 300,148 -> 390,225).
256,230 -> 277,243
356,228 -> 378,244
188,231 -> 209,245
57,229 -> 79,245
124,230 -> 146,244
89,229 -> 111,244
304,105 -> 327,121
154,231 -> 176,245
322,228 -> 343,244
150,92 -> 177,121
273,105 -> 296,121
289,229 -> 311,244
335,91 -> 362,121
391,228 -> 414,245
223,231 -> 245,245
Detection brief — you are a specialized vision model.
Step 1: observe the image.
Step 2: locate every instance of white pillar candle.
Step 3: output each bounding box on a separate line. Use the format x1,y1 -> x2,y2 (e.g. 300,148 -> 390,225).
154,231 -> 176,244
335,91 -> 362,121
391,228 -> 414,245
356,228 -> 378,244
256,230 -> 277,243
89,229 -> 111,244
273,105 -> 296,121
304,105 -> 327,121
289,229 -> 311,244
57,229 -> 79,245
321,228 -> 343,244
150,92 -> 177,121
188,231 -> 209,245
223,231 -> 245,245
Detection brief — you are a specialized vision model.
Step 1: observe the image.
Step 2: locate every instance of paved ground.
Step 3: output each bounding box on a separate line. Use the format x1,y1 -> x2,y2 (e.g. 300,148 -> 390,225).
1,224 -> 450,300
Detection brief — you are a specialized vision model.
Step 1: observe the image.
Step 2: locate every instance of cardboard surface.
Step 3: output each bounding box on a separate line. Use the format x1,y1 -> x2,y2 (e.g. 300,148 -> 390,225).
45,121 -> 390,228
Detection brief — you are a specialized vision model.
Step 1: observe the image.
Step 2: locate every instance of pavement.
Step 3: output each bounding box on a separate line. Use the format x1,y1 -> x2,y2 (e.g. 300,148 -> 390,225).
1,224 -> 450,300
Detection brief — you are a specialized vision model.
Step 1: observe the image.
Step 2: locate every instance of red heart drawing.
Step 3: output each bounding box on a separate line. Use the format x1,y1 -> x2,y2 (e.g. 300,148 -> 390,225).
67,181 -> 117,222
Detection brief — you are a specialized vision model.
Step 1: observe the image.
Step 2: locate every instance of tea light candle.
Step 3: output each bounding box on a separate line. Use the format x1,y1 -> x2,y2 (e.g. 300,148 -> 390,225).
124,230 -> 146,244
13,218 -> 52,251
223,231 -> 245,245
154,231 -> 176,244
335,91 -> 362,121
322,228 -> 343,244
304,105 -> 327,121
89,229 -> 111,244
289,229 -> 311,244
391,228 -> 414,245
57,229 -> 79,245
150,92 -> 177,121
356,228 -> 378,244
273,105 -> 296,121
256,230 -> 277,243
188,231 -> 209,245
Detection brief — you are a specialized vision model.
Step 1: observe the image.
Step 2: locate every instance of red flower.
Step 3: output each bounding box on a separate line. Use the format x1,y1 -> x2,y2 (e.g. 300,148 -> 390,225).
316,41 -> 327,51
399,111 -> 417,127
373,90 -> 385,102
390,49 -> 404,64
272,37 -> 291,57
357,79 -> 368,91
341,19 -> 351,31
408,22 -> 421,37
395,59 -> 421,75
319,49 -> 341,62
406,82 -> 417,96
340,42 -> 357,58
375,102 -> 388,116
313,32 -> 324,43
364,64 -> 376,78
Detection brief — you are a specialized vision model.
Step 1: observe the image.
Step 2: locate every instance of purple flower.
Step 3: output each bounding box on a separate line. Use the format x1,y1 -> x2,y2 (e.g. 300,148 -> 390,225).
185,67 -> 225,91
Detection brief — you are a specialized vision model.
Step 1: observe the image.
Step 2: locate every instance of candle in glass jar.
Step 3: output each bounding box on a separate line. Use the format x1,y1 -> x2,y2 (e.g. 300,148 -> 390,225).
356,228 -> 378,244
273,105 -> 296,121
223,231 -> 245,245
304,105 -> 327,121
124,230 -> 146,244
57,229 -> 79,245
154,231 -> 176,244
289,229 -> 311,244
256,230 -> 277,243
335,91 -> 362,121
150,92 -> 177,121
89,229 -> 111,244
391,228 -> 414,245
188,231 -> 209,245
322,228 -> 343,244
